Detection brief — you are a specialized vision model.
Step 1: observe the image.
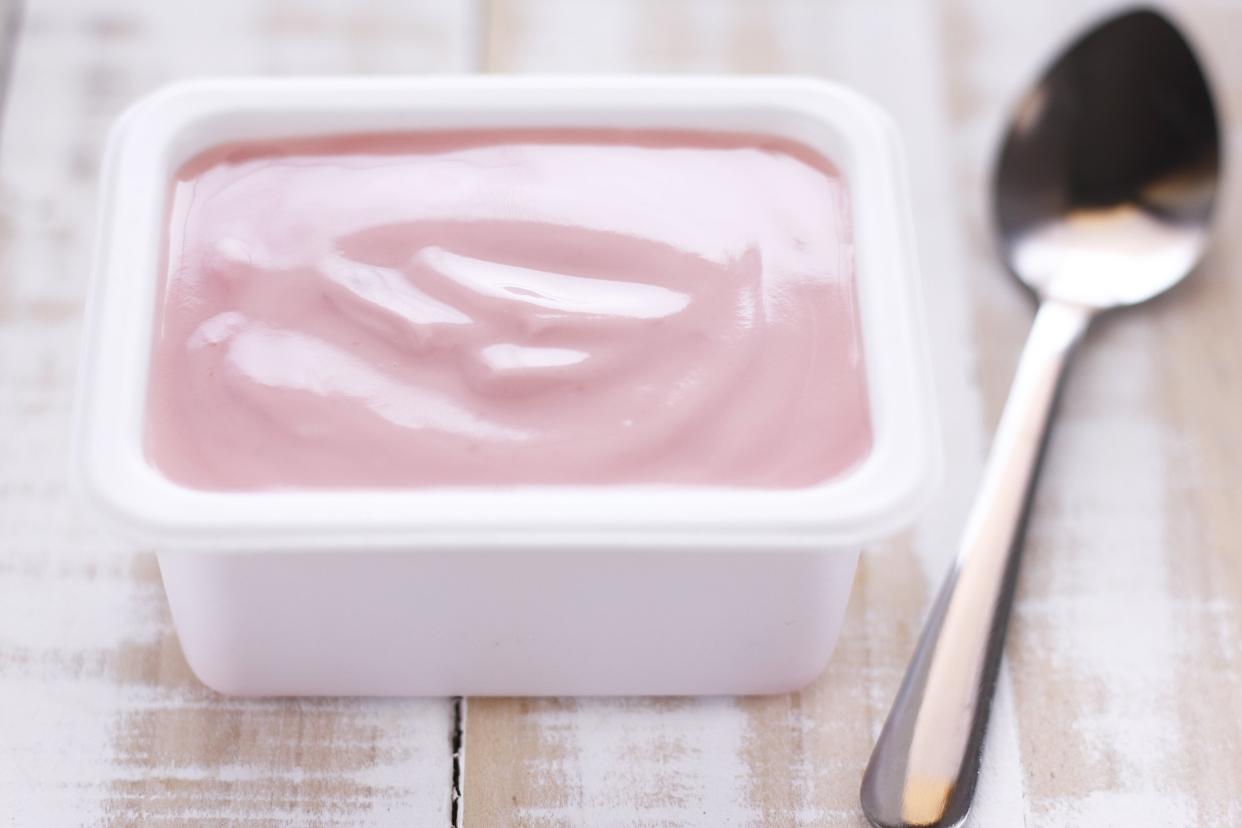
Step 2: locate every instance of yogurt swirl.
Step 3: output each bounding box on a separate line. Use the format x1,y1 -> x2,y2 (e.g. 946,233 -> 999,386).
147,130 -> 872,488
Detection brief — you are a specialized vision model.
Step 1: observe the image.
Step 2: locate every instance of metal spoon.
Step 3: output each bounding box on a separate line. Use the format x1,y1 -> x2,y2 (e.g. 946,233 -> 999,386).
860,9 -> 1221,827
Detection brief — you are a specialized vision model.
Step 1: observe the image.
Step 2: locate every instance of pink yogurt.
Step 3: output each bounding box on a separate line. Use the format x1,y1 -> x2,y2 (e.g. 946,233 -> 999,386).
146,130 -> 872,489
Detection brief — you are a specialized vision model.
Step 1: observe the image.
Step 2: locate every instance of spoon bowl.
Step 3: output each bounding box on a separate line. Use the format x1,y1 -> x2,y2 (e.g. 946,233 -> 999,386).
995,8 -> 1221,307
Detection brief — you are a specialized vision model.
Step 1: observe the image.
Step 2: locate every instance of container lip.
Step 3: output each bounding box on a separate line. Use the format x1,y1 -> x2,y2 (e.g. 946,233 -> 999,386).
73,75 -> 942,553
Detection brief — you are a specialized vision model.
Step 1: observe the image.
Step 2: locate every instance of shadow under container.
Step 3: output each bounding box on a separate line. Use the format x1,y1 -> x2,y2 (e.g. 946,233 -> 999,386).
74,77 -> 940,696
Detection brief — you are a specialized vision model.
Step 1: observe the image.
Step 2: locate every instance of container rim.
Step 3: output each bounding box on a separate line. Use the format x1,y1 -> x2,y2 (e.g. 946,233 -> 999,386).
73,75 -> 942,552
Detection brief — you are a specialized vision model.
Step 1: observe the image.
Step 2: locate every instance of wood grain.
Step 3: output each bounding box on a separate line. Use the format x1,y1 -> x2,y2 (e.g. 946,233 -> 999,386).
0,1 -> 474,824
3,1 -> 1240,826
463,1 -> 1242,826
943,1 -> 1242,824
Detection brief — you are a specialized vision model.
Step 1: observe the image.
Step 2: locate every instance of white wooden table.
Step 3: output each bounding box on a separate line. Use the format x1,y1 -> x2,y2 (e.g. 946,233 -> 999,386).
2,1 -> 1240,825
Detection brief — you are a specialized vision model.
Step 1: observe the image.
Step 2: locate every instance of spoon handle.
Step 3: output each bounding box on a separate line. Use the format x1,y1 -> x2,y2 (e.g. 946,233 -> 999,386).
861,299 -> 1094,828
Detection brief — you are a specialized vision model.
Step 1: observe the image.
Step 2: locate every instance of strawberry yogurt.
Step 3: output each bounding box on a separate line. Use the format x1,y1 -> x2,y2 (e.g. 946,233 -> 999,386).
146,129 -> 871,489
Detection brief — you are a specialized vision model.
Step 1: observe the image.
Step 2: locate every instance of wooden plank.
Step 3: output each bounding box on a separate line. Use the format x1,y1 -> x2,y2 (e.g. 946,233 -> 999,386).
943,1 -> 1242,824
0,1 -> 475,824
463,1 -> 1028,825
466,1 -> 1242,825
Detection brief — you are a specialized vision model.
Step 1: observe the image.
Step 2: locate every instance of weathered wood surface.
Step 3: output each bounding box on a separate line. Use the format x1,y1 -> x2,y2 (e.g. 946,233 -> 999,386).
463,1 -> 1242,826
0,1 -> 474,825
953,3 -> 1242,825
1,0 -> 1239,826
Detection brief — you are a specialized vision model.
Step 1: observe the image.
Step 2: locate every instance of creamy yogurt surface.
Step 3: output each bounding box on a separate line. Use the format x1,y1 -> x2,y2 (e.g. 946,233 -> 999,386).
147,130 -> 872,488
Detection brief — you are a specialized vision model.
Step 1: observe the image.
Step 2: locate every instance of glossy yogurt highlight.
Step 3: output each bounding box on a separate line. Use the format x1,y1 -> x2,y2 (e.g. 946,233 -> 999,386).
146,130 -> 872,488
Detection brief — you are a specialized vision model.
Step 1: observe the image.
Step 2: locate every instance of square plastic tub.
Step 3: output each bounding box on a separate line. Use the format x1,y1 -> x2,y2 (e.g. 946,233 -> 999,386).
73,77 -> 939,696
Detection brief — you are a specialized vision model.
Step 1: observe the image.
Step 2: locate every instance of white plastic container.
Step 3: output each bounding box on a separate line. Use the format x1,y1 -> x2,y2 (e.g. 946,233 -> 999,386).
74,77 -> 939,697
